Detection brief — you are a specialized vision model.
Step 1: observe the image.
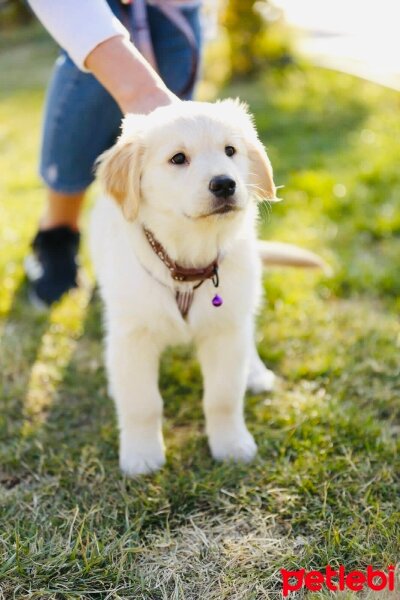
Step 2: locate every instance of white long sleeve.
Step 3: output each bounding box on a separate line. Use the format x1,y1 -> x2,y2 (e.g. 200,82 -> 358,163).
27,0 -> 130,72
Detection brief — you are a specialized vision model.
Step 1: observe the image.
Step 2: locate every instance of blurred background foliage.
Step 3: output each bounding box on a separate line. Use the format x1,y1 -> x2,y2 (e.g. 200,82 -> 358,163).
0,0 -> 32,26
223,0 -> 293,78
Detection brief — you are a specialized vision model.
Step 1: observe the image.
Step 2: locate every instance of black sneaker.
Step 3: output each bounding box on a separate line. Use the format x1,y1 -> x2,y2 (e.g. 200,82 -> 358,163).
25,226 -> 80,308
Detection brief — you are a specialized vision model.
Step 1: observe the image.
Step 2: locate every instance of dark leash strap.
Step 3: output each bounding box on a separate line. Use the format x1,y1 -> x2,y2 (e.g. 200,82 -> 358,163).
130,0 -> 158,70
121,0 -> 199,98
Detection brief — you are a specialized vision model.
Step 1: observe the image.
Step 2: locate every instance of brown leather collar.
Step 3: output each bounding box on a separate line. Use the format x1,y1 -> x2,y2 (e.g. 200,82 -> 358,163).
143,227 -> 219,284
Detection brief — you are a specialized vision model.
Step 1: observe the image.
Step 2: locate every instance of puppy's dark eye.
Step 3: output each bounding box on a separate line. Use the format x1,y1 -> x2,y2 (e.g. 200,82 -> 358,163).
225,145 -> 236,157
170,152 -> 187,165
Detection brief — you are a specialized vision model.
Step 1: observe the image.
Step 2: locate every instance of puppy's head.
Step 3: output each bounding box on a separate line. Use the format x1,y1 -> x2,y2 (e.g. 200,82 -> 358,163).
97,100 -> 277,224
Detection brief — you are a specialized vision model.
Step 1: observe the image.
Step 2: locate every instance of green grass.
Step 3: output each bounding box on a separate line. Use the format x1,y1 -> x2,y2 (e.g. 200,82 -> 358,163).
1,25 -> 399,599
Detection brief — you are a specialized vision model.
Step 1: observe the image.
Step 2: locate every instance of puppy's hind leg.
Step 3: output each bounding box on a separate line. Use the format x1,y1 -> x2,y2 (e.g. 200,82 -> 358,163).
197,326 -> 257,463
246,340 -> 276,394
106,329 -> 165,477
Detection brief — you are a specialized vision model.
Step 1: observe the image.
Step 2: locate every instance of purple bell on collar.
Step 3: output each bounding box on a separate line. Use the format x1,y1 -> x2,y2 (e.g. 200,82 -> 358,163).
212,294 -> 223,307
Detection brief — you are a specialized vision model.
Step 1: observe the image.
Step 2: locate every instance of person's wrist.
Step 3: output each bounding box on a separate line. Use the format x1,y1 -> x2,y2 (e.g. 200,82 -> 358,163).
118,85 -> 179,115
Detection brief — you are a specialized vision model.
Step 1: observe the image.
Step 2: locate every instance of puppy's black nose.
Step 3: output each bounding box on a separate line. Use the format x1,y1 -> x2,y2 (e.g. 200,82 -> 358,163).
209,175 -> 236,198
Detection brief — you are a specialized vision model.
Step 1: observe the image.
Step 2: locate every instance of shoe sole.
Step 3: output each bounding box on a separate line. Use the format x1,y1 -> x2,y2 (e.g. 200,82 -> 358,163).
27,288 -> 51,312
24,254 -> 44,283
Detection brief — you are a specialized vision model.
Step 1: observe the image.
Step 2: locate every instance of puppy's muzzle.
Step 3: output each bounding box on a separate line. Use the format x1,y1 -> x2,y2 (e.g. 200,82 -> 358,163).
209,175 -> 237,214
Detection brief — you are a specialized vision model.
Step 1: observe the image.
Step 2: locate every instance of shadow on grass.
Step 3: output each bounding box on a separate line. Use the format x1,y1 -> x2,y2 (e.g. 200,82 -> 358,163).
1,281 -> 399,568
5,290 -> 275,528
0,279 -> 50,482
30,291 -> 116,465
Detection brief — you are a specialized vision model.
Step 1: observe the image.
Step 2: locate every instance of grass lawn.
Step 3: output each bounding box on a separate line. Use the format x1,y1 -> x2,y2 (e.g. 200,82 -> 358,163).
0,24 -> 399,600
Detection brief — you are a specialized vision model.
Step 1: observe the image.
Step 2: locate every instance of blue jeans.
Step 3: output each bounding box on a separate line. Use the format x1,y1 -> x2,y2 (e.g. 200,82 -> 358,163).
40,2 -> 202,193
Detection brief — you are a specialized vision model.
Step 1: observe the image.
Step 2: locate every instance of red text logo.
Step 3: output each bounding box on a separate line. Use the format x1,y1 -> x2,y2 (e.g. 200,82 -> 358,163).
281,565 -> 395,597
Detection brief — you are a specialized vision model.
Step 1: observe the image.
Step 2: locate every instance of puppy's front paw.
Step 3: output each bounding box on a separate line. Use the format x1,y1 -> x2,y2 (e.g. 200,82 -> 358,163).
119,434 -> 165,477
247,365 -> 275,394
120,448 -> 165,477
209,428 -> 257,463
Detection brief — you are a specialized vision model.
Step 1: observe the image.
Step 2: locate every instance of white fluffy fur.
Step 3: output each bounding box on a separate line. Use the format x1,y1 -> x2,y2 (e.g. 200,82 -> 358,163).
90,100 -> 297,476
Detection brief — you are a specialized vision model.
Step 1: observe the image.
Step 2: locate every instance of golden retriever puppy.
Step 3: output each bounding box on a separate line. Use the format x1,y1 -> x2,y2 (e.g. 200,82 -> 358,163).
91,100 -> 323,476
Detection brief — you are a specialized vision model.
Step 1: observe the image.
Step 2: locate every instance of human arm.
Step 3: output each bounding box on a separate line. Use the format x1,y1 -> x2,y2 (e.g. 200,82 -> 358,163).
27,0 -> 178,114
85,35 -> 177,114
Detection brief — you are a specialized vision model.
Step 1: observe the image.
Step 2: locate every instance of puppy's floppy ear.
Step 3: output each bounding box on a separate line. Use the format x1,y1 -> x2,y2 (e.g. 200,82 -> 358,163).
96,116 -> 144,221
247,138 -> 277,202
218,98 -> 278,202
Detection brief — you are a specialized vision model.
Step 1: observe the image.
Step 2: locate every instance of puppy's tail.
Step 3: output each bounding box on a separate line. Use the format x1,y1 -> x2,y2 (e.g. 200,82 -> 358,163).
258,240 -> 331,274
